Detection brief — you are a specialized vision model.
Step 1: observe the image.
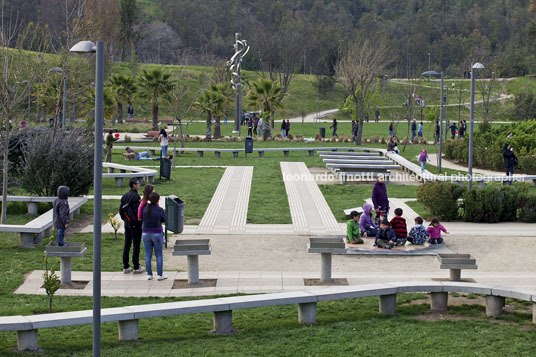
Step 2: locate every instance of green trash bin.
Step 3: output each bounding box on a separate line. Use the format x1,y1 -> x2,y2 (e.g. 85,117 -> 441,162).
160,157 -> 171,179
319,127 -> 326,138
166,195 -> 185,234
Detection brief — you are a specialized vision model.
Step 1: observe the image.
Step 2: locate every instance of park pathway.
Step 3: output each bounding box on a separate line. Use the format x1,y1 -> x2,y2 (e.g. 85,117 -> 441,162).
281,162 -> 340,234
197,166 -> 253,234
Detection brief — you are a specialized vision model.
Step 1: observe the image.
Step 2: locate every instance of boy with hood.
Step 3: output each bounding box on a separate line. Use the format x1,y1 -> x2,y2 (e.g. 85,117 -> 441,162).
359,203 -> 377,237
53,186 -> 70,247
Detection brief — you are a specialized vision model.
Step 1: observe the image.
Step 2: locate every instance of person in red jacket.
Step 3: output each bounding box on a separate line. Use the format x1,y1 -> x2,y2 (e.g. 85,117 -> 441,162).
389,208 -> 407,246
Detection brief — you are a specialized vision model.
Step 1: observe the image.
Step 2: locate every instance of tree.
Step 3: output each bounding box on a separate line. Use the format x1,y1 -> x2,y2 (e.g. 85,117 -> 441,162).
246,79 -> 286,140
210,83 -> 233,139
194,89 -> 217,142
119,0 -> 138,60
137,68 -> 173,130
108,74 -> 136,124
476,66 -> 500,129
336,36 -> 391,145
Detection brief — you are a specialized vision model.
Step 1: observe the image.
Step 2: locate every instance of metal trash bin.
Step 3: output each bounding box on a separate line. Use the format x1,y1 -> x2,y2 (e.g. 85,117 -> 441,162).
160,157 -> 171,179
245,136 -> 253,154
319,127 -> 326,138
166,195 -> 185,234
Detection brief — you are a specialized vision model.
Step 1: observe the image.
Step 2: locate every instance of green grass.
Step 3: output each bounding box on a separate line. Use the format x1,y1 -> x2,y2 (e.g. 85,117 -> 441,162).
406,200 -> 432,220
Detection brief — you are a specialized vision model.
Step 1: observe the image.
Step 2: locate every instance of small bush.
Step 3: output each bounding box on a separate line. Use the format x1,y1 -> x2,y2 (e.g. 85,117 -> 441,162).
416,182 -> 466,221
315,134 -> 321,141
124,135 -> 131,143
380,136 -> 386,144
519,192 -> 536,223
287,133 -> 294,140
463,185 -> 518,223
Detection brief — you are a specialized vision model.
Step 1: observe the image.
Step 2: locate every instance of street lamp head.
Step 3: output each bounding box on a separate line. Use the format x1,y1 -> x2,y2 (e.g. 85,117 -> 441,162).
48,67 -> 64,73
421,70 -> 439,76
472,62 -> 485,69
69,41 -> 96,53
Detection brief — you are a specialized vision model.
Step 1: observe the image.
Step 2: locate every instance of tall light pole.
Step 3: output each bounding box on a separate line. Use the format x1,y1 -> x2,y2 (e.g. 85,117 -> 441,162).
468,62 -> 485,190
422,70 -> 444,172
69,40 -> 103,357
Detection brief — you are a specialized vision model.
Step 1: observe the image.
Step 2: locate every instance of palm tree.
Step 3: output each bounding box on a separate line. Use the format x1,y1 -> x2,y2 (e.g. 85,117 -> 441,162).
246,79 -> 286,140
108,74 -> 136,124
194,89 -> 217,141
210,83 -> 233,139
137,68 -> 173,130
83,86 -> 115,127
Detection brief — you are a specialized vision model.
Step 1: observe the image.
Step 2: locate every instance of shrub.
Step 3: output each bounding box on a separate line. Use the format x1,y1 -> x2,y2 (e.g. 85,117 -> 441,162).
124,135 -> 131,143
19,128 -> 94,196
287,133 -> 294,140
519,192 -> 536,223
463,185 -> 518,223
312,75 -> 336,97
416,182 -> 466,221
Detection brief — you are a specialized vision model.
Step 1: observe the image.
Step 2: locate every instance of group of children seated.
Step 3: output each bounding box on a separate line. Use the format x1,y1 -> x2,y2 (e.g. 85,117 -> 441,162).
346,204 -> 449,249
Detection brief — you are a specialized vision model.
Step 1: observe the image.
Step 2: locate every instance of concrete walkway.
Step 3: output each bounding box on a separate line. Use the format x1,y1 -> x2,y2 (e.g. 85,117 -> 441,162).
281,162 -> 340,234
428,154 -> 505,176
197,166 -> 253,234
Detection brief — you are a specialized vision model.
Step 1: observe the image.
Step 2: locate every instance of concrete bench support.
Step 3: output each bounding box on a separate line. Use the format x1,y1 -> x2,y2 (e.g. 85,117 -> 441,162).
148,176 -> 155,183
320,253 -> 332,283
118,319 -> 138,341
215,151 -> 221,158
17,329 -> 38,351
233,152 -> 239,158
120,169 -> 127,173
298,302 -> 317,325
308,150 -> 314,156
430,292 -> 448,312
258,151 -> 264,158
114,177 -> 123,187
60,257 -> 72,285
197,151 -> 203,158
283,150 -> 289,157
379,294 -> 396,314
187,255 -> 199,285
20,233 -> 39,248
533,303 -> 536,323
486,295 -> 504,317
213,311 -> 232,334
108,167 -> 115,174
27,202 -> 39,215
450,269 -> 461,281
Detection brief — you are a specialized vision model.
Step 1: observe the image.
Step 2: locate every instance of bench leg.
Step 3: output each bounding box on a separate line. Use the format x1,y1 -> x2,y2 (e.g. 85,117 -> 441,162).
69,212 -> 74,221
115,177 -> 123,187
108,167 -> 115,173
17,329 -> 38,351
60,256 -> 72,285
148,176 -> 155,183
20,233 -> 35,248
449,269 -> 461,281
308,150 -> 314,156
486,295 -> 504,317
187,255 -> 199,285
198,151 -> 203,158
379,294 -> 397,314
320,253 -> 332,284
120,169 -> 127,173
213,311 -> 233,334
283,151 -> 289,157
533,302 -> 536,324
258,151 -> 264,158
27,202 -> 39,215
430,292 -> 448,312
233,152 -> 238,158
118,319 -> 138,341
298,302 -> 317,325
215,152 -> 221,158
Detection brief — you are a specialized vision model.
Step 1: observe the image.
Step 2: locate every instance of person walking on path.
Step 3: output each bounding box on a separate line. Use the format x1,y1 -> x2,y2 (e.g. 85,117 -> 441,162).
411,120 -> 417,142
280,120 -> 286,137
375,108 -> 380,122
330,119 -> 338,137
418,121 -> 423,138
347,210 -> 364,244
372,175 -> 389,226
247,118 -> 253,136
142,192 -> 167,280
502,143 -> 517,185
159,128 -> 169,158
253,117 -> 258,136
351,121 -> 357,143
53,186 -> 70,247
434,121 -> 440,143
105,130 -> 118,162
286,120 -> 290,136
418,147 -> 431,173
388,121 -> 394,137
120,178 -> 145,274
449,122 -> 458,140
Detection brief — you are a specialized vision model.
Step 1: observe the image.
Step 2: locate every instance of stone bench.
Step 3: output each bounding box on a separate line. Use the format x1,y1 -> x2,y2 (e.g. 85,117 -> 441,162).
326,164 -> 401,172
102,163 -> 157,187
317,151 -> 380,156
307,237 -> 346,283
323,159 -> 393,165
0,197 -> 87,247
172,239 -> 211,284
2,281 -> 535,351
44,242 -> 88,285
437,253 -> 478,281
0,196 -> 56,215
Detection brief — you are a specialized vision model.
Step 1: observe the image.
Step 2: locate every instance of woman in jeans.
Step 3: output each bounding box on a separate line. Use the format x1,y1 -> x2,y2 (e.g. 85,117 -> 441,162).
142,192 -> 167,280
159,128 -> 169,158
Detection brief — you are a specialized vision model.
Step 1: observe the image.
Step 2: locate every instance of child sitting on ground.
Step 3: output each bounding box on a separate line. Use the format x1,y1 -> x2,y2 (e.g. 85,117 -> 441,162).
407,216 -> 428,245
427,217 -> 449,244
389,208 -> 407,246
375,219 -> 396,249
347,210 -> 364,244
359,203 -> 377,237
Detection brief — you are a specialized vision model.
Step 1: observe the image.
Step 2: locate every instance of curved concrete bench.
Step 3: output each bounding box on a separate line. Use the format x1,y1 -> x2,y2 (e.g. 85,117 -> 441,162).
102,163 -> 157,187
2,281 -> 535,351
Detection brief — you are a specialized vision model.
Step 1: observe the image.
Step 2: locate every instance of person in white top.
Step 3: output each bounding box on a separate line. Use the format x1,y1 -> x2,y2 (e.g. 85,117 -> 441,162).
158,129 -> 169,158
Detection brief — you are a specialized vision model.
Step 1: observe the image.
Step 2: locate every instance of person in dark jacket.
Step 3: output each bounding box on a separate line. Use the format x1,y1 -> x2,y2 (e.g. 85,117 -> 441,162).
120,178 -> 144,274
142,192 -> 167,280
375,219 -> 396,249
105,130 -> 118,162
449,123 -> 458,140
53,186 -> 70,246
372,175 -> 389,226
411,120 -> 417,142
502,143 -> 517,184
280,120 -> 286,137
286,120 -> 290,136
330,119 -> 338,137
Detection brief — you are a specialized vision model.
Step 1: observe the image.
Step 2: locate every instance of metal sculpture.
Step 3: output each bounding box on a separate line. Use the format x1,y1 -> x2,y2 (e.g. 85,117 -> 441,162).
228,33 -> 249,134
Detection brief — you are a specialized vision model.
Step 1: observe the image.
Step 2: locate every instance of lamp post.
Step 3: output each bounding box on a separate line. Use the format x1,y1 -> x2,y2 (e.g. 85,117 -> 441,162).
444,85 -> 448,140
422,70 -> 444,172
69,40 -> 103,357
468,62 -> 485,190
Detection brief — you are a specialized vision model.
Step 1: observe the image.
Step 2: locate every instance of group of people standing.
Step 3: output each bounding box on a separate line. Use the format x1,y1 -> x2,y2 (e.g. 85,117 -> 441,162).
279,119 -> 291,137
434,120 -> 466,142
345,176 -> 449,249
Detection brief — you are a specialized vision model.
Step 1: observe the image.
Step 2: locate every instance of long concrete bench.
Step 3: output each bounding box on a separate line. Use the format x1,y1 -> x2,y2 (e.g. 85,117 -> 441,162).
326,164 -> 401,173
323,159 -> 393,165
320,155 -> 385,160
0,197 -> 87,247
2,281 -> 535,351
102,163 -> 157,187
0,196 -> 56,215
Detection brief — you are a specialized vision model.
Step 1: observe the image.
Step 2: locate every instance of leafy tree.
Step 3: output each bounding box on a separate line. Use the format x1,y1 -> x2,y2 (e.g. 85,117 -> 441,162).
119,0 -> 138,59
194,89 -> 217,141
108,74 -> 136,124
137,68 -> 173,130
209,83 -> 233,139
246,79 -> 286,140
